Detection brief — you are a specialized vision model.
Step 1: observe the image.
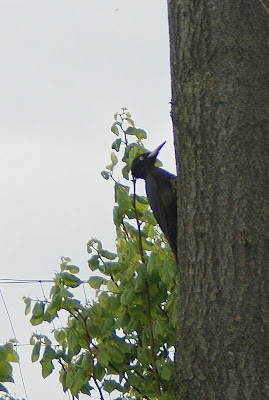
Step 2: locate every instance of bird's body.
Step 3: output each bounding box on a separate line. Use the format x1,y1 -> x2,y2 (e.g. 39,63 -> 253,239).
131,143 -> 177,260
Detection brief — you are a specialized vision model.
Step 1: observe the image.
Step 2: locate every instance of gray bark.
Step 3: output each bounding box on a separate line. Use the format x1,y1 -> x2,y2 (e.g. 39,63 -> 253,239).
167,1 -> 269,398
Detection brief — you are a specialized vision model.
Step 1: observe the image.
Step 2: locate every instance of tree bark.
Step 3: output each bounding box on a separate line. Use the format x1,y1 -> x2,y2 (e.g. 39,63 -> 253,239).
167,1 -> 269,399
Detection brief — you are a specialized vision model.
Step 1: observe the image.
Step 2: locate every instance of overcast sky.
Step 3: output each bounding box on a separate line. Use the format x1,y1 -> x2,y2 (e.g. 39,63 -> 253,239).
0,1 -> 174,399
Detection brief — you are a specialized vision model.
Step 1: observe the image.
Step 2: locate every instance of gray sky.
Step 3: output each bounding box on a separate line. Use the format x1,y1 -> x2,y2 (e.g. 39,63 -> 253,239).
0,1 -> 174,399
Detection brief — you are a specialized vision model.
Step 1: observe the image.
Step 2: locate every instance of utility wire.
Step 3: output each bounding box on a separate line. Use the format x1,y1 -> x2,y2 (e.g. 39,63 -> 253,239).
0,278 -> 88,284
39,280 -> 56,331
0,278 -> 54,284
0,279 -> 89,400
0,289 -> 29,400
82,281 -> 89,304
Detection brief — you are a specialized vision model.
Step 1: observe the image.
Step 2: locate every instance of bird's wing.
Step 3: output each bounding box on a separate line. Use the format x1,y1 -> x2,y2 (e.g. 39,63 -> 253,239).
145,169 -> 177,257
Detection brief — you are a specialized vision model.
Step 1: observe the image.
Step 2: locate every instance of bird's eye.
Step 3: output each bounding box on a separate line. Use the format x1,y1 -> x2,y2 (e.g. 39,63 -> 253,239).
139,155 -> 144,161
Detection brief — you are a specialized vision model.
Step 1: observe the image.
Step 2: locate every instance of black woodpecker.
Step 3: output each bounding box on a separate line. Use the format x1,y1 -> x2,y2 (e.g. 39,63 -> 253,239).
131,142 -> 177,260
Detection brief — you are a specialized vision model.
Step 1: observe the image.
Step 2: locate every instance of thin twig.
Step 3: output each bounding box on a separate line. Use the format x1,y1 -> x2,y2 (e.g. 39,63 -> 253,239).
132,179 -> 161,397
108,362 -> 151,400
259,0 -> 269,15
81,315 -> 105,400
121,217 -> 130,239
117,113 -> 128,145
82,313 -> 145,399
132,179 -> 145,263
144,281 -> 161,397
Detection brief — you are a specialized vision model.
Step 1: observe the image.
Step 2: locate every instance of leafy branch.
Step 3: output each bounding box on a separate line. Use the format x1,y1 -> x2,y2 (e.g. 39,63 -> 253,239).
132,178 -> 161,397
24,109 -> 177,400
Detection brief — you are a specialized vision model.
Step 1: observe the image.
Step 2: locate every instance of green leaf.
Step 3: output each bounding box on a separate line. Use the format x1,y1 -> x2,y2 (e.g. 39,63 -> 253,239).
103,379 -> 125,394
114,310 -> 129,329
141,237 -> 154,250
59,272 -> 81,288
61,256 -> 71,263
122,164 -> 130,180
88,254 -> 100,270
88,276 -> 107,289
103,379 -> 117,394
98,346 -> 111,367
99,249 -> 117,260
94,362 -> 105,380
54,329 -> 66,344
102,262 -> 123,275
135,194 -> 148,205
125,126 -> 147,139
161,257 -> 177,284
106,162 -> 115,171
87,238 -> 102,252
40,359 -> 54,378
110,151 -> 118,167
31,341 -> 41,362
61,264 -> 79,274
120,288 -> 136,305
30,302 -> 45,325
62,297 -> 82,312
81,351 -> 92,369
59,369 -> 67,392
144,210 -> 157,225
0,361 -> 13,383
40,346 -> 55,378
133,196 -> 149,215
67,330 -> 81,357
107,280 -> 119,293
147,223 -> 155,239
113,206 -> 123,227
0,343 -> 18,363
126,239 -> 139,259
23,296 -> 31,315
112,138 -> 121,152
101,170 -> 110,180
126,118 -> 135,127
32,301 -> 45,318
60,287 -> 74,299
115,186 -> 132,212
122,143 -> 142,164
147,252 -> 156,274
47,293 -> 62,315
111,122 -> 120,136
43,335 -> 52,346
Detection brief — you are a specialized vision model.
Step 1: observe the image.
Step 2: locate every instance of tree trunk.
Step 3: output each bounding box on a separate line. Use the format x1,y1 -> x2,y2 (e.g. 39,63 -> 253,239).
167,1 -> 269,399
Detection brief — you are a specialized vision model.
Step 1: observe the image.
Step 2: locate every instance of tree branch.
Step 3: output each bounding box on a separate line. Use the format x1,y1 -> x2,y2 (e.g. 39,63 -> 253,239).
132,178 -> 161,397
259,0 -> 269,16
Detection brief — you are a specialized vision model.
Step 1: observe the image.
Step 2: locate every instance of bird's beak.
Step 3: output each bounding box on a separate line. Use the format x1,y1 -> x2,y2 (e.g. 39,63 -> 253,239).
148,141 -> 166,159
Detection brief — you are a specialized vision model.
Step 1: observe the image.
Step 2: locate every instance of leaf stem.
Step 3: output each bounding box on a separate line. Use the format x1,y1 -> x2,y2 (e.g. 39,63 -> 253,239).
144,280 -> 161,397
132,179 -> 145,263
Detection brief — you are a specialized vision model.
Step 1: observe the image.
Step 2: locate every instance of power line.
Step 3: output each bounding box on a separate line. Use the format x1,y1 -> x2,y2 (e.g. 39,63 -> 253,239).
0,278 -> 54,284
0,279 -> 88,400
0,289 -> 29,400
82,281 -> 89,304
39,280 -> 56,331
0,278 -> 88,284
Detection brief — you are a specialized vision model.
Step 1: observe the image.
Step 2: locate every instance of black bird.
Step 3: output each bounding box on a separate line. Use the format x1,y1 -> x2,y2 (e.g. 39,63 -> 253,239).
131,142 -> 177,260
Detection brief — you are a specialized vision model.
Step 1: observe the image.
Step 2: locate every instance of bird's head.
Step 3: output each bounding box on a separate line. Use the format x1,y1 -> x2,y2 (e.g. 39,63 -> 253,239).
131,141 -> 166,179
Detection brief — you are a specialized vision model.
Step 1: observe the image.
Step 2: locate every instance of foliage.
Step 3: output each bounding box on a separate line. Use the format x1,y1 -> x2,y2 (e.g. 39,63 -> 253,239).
24,109 -> 177,399
0,395 -> 22,400
0,342 -> 19,399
